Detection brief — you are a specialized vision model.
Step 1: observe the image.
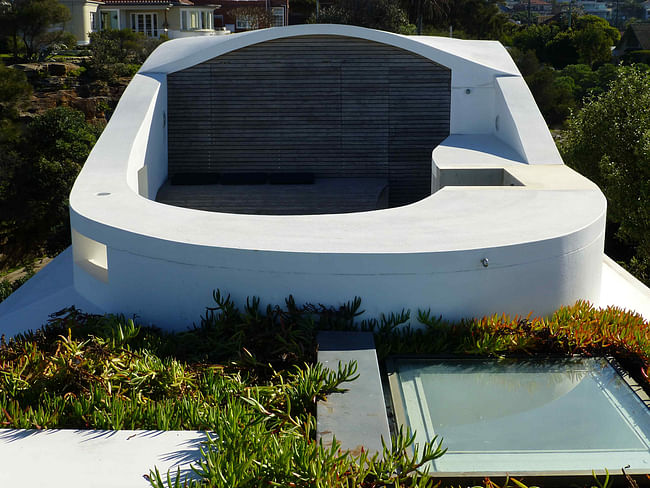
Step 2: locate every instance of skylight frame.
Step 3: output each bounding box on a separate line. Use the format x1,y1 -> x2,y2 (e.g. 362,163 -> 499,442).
386,355 -> 650,478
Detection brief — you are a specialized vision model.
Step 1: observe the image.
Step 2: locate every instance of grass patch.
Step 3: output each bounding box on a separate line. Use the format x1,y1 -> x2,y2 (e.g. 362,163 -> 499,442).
0,267 -> 35,304
1,295 -> 648,487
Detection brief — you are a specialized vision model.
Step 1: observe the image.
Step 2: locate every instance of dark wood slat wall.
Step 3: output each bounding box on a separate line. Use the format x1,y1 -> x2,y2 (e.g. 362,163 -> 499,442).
167,35 -> 451,207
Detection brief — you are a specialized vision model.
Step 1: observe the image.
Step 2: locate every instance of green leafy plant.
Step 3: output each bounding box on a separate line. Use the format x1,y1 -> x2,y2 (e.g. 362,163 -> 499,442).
1,296 -> 648,487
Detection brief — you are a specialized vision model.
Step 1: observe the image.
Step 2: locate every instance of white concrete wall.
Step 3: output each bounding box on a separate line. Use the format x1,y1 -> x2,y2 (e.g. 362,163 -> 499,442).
68,25 -> 608,330
60,0 -> 100,44
493,76 -> 563,165
80,219 -> 604,326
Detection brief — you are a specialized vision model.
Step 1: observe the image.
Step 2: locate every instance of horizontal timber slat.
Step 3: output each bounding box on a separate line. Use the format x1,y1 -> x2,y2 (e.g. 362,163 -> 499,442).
168,35 -> 450,208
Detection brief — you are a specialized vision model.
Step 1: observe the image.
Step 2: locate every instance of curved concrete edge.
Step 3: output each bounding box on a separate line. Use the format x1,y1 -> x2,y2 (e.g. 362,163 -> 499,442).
140,24 -> 520,84
1,251 -> 647,335
64,24 -> 609,329
70,70 -> 604,256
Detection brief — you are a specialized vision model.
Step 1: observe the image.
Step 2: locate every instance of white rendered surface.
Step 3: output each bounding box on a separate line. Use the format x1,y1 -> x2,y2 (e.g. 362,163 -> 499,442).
0,25 -> 645,487
0,249 -> 102,337
0,24 -> 617,331
0,429 -> 206,487
63,24 -> 609,328
600,256 -> 650,321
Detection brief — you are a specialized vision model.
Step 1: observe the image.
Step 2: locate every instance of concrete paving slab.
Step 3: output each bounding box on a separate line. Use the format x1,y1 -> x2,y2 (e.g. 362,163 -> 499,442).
0,429 -> 207,488
316,331 -> 391,457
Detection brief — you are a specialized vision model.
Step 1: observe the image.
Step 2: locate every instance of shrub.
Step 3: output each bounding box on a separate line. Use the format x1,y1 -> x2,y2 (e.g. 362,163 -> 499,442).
0,106 -> 103,267
1,295 -> 647,487
622,50 -> 650,66
560,66 -> 650,285
86,29 -> 165,81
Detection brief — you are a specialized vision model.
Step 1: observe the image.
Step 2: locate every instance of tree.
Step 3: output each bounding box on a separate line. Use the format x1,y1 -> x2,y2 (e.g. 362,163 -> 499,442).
312,0 -> 413,34
87,29 -> 165,81
229,5 -> 273,30
558,63 -> 622,104
525,67 -> 576,126
0,64 -> 31,121
512,16 -> 619,70
571,15 -> 619,67
545,31 -> 579,69
400,0 -> 449,34
560,66 -> 650,285
512,24 -> 560,64
509,48 -> 541,77
0,0 -> 73,61
441,0 -> 509,39
289,0 -> 317,22
0,64 -> 30,158
0,107 -> 102,267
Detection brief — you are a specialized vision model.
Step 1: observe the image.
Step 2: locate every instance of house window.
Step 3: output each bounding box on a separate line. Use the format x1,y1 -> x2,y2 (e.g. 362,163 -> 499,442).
90,12 -> 97,31
182,10 -> 210,30
201,11 -> 212,29
271,6 -> 285,27
131,13 -> 158,37
100,10 -> 119,30
214,14 -> 224,28
236,15 -> 252,30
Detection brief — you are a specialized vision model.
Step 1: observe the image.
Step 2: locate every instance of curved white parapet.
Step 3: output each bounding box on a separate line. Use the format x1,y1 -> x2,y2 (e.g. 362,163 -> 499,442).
69,24 -> 606,330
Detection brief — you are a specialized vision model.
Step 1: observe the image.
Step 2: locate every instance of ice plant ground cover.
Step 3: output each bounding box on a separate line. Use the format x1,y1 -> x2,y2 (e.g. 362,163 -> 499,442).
1,293 -> 648,487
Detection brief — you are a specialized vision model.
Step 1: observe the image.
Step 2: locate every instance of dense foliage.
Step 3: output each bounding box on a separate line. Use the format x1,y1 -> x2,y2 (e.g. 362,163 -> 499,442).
441,0 -> 509,40
310,0 -> 509,39
0,266 -> 33,303
376,301 -> 650,371
86,29 -> 166,81
1,294 -> 648,487
1,295 -> 448,487
561,66 -> 650,286
0,0 -> 75,61
0,106 -> 103,268
507,16 -> 624,126
512,16 -> 620,70
312,0 -> 414,34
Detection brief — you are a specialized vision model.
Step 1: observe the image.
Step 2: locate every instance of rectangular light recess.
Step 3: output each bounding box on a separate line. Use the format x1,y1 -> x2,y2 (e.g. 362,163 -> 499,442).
389,357 -> 650,475
71,229 -> 108,283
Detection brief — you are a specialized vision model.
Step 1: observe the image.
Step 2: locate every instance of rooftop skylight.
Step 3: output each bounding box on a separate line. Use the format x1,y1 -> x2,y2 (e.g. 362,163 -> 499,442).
389,357 -> 650,475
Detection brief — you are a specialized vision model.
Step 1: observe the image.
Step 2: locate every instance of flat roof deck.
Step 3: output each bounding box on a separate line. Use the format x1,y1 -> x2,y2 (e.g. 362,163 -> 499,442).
155,177 -> 389,215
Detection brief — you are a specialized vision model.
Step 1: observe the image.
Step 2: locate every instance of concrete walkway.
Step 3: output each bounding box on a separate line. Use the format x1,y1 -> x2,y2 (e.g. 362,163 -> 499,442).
0,429 -> 206,487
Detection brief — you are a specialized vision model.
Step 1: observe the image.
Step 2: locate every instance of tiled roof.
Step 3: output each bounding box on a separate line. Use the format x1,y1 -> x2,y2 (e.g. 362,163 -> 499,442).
630,23 -> 650,50
102,0 -> 195,5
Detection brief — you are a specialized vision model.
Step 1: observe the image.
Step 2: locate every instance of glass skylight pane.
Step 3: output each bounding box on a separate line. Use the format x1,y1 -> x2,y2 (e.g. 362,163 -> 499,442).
393,357 -> 650,473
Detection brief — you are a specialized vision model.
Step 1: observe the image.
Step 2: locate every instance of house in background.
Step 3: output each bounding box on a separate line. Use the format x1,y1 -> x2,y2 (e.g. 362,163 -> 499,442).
211,0 -> 288,32
643,1 -> 650,21
579,1 -> 611,22
513,0 -> 552,15
613,22 -> 650,58
60,0 -> 228,45
60,0 -> 103,44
